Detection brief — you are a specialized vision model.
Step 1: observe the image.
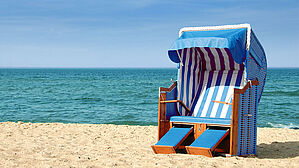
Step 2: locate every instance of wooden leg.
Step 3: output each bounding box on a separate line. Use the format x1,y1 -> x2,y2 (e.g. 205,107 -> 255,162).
194,123 -> 200,139
199,124 -> 207,135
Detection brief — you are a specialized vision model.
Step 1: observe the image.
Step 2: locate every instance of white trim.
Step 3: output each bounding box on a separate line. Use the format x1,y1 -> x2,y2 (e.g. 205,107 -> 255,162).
179,23 -> 251,50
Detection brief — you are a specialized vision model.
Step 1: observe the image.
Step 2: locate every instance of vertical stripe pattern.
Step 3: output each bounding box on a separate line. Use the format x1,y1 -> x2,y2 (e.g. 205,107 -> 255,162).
176,48 -> 201,116
177,47 -> 245,119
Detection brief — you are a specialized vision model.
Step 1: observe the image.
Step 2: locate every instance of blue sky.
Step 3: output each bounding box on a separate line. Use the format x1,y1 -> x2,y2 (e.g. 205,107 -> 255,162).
0,0 -> 298,68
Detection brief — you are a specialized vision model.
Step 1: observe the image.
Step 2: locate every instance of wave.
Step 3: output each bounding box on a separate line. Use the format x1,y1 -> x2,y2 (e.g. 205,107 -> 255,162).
273,102 -> 298,106
267,122 -> 299,129
263,89 -> 299,96
74,97 -> 102,102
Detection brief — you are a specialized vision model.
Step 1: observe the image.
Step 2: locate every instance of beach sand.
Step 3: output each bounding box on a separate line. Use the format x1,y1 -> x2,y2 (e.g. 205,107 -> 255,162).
0,122 -> 298,167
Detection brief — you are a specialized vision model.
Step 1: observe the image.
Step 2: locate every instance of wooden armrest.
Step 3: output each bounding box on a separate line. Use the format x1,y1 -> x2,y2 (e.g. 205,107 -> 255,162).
234,80 -> 259,94
213,100 -> 232,105
160,100 -> 192,114
160,81 -> 177,92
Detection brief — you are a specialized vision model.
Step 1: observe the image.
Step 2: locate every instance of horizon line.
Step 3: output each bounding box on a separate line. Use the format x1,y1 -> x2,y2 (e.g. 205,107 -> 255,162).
0,66 -> 298,69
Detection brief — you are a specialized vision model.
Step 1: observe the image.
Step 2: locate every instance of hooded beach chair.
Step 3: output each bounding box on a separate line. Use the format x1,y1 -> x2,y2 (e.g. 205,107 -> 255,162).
152,24 -> 267,157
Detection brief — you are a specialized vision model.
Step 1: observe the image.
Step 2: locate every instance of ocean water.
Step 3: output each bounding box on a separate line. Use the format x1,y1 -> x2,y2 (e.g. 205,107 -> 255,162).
0,68 -> 298,129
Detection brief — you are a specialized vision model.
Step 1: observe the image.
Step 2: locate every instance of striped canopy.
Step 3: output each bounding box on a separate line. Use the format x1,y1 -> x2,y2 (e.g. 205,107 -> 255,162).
167,24 -> 266,120
168,28 -> 247,65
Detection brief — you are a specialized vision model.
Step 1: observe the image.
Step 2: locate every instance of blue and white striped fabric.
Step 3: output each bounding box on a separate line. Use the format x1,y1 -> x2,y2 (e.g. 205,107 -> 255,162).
176,47 -> 201,116
176,47 -> 245,120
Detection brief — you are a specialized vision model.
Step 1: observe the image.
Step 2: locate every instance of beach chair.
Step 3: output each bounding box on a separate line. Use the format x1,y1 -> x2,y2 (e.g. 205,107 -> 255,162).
152,24 -> 267,157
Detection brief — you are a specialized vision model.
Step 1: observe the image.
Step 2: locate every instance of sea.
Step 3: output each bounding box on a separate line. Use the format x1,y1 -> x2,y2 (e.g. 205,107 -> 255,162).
0,68 -> 298,129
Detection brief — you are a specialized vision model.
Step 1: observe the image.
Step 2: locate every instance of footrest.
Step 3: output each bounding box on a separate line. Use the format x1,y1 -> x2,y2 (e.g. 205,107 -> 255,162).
152,127 -> 193,154
186,129 -> 229,157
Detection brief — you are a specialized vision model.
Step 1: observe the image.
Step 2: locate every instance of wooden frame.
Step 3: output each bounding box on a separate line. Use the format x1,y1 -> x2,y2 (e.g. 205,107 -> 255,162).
170,122 -> 207,140
229,80 -> 259,156
158,82 -> 177,140
155,79 -> 259,157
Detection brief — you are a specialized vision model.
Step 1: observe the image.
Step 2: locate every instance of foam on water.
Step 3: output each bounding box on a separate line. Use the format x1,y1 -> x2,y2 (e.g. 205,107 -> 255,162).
267,122 -> 299,129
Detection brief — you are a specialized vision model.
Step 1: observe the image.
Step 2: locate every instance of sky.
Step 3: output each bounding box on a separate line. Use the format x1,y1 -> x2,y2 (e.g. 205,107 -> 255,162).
0,0 -> 298,68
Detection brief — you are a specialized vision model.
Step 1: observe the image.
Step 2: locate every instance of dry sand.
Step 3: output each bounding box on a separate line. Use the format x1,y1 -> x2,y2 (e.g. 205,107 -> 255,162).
0,122 -> 298,168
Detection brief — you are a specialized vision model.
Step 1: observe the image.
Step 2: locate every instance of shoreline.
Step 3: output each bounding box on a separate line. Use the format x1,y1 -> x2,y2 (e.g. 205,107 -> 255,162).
3,121 -> 299,130
0,122 -> 298,167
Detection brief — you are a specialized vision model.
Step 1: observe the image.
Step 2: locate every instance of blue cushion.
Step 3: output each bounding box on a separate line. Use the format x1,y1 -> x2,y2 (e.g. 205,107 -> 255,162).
155,127 -> 192,147
190,130 -> 228,149
170,116 -> 231,125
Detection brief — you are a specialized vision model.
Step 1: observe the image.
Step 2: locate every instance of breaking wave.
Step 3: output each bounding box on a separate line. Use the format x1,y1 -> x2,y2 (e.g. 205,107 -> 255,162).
267,122 -> 299,129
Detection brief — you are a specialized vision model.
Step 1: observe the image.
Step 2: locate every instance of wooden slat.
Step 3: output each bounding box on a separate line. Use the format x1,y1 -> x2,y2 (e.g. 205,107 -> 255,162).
151,145 -> 176,154
199,124 -> 207,135
230,91 -> 240,155
158,91 -> 169,140
157,82 -> 177,141
186,146 -> 213,157
213,100 -> 232,105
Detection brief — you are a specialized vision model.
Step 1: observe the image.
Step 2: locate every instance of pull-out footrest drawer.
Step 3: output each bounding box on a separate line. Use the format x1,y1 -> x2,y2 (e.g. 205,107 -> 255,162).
152,127 -> 193,154
186,129 -> 229,157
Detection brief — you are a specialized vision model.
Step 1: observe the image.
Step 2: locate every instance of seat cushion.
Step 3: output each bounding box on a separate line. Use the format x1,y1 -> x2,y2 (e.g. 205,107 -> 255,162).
170,116 -> 231,125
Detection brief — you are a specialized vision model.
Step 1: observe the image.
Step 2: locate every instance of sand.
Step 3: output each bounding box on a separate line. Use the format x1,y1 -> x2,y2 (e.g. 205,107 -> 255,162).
0,122 -> 298,168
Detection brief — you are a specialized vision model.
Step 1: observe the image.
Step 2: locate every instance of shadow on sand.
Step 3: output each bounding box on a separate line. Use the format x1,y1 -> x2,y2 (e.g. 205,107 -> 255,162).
257,141 -> 299,159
